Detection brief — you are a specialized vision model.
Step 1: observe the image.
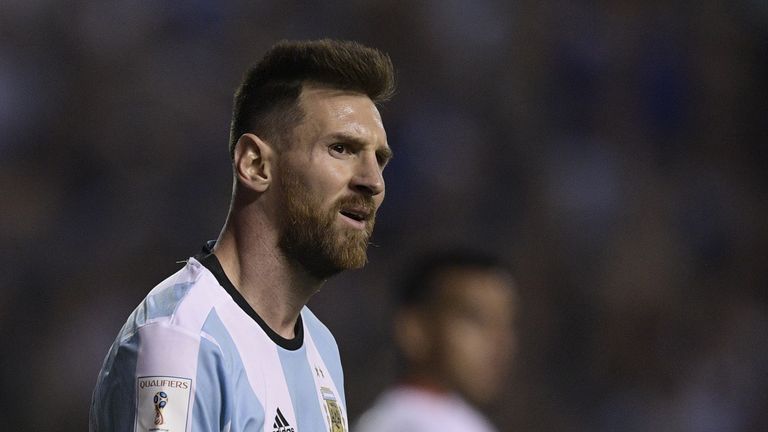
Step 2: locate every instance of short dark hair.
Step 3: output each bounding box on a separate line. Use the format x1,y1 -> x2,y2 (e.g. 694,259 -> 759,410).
229,39 -> 396,158
398,249 -> 508,307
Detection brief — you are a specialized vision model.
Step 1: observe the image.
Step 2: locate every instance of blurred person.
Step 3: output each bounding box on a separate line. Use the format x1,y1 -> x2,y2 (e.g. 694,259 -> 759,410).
355,250 -> 517,432
90,39 -> 395,432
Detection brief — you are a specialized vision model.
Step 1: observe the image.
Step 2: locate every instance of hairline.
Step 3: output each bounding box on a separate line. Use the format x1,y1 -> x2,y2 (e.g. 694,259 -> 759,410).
269,81 -> 381,150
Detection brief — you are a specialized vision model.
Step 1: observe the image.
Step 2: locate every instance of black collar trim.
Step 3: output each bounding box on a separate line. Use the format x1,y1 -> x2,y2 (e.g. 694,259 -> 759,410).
195,243 -> 303,351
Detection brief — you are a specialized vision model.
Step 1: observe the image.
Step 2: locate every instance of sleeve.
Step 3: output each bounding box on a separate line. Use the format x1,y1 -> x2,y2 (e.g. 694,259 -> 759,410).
90,322 -> 228,432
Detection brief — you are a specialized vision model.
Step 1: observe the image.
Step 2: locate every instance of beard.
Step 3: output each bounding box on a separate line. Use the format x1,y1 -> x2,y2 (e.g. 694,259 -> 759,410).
277,168 -> 376,280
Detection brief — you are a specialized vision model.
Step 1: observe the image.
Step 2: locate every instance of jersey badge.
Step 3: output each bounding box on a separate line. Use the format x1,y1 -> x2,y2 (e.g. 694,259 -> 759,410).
320,386 -> 346,432
135,376 -> 191,432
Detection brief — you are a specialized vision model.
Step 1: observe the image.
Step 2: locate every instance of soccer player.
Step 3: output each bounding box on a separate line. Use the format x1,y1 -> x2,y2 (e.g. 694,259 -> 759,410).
90,39 -> 395,432
355,250 -> 517,432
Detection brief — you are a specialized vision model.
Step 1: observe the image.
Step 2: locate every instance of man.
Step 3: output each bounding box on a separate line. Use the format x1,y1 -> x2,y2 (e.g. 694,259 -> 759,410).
90,39 -> 395,432
355,250 -> 517,432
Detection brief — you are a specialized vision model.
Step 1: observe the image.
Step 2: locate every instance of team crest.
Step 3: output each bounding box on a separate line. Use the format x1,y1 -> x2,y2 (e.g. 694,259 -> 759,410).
320,387 -> 346,432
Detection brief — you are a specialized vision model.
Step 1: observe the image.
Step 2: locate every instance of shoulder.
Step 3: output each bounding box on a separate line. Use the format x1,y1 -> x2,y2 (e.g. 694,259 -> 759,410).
301,306 -> 341,360
355,387 -> 497,432
118,258 -> 224,343
356,387 -> 428,427
91,259 -> 235,431
100,258 -> 232,375
301,307 -> 336,343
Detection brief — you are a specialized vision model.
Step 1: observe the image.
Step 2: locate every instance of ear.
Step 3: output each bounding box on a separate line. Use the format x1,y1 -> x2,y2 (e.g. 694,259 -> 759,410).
233,133 -> 274,192
394,308 -> 432,365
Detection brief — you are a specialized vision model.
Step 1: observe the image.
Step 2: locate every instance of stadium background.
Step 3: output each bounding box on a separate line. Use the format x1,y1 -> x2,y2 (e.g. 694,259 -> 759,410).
1,1 -> 767,430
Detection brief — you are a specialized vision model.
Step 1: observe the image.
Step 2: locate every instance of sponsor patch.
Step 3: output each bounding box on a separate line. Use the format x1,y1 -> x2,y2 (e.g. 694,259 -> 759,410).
135,376 -> 192,432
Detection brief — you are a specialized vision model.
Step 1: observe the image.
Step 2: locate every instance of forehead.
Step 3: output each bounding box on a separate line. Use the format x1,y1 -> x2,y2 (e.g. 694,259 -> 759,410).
433,268 -> 516,311
297,85 -> 385,136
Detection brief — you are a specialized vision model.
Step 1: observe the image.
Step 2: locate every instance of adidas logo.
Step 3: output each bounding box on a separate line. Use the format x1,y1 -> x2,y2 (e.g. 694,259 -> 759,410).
272,408 -> 295,432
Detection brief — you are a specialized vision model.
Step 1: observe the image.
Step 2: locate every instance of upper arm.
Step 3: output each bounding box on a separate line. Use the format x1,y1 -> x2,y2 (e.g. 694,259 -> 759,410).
91,323 -> 226,432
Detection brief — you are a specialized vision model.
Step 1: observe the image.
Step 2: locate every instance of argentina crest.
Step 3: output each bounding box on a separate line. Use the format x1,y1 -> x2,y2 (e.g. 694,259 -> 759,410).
320,387 -> 346,432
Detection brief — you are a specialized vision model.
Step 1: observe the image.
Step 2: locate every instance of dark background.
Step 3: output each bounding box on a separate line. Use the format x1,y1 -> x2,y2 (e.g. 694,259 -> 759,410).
2,1 -> 767,430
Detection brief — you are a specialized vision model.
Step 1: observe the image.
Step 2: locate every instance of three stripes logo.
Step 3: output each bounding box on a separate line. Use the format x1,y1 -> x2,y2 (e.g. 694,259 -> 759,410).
272,408 -> 295,432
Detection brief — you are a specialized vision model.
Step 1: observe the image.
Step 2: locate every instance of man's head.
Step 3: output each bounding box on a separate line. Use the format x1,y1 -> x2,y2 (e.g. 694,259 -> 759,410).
229,40 -> 395,280
229,39 -> 395,158
395,250 -> 518,406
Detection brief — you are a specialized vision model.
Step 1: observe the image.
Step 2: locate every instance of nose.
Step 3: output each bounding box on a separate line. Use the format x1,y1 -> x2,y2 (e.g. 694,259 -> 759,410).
351,152 -> 385,196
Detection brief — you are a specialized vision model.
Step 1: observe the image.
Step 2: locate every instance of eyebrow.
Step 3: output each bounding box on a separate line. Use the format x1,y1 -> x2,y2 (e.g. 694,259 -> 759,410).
329,132 -> 394,164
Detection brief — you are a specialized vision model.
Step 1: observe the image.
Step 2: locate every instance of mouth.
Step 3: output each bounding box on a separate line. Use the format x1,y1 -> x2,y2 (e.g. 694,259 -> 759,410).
338,207 -> 371,229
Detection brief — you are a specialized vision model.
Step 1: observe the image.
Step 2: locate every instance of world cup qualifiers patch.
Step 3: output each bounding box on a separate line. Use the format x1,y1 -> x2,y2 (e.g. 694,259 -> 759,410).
135,376 -> 192,432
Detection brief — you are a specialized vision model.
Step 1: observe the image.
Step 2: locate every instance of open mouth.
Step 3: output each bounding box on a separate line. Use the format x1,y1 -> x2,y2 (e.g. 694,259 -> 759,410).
340,210 -> 366,222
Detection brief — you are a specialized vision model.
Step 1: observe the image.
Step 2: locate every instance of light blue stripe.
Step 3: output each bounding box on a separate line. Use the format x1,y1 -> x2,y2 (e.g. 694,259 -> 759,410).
278,345 -> 327,432
194,336 -> 226,431
199,309 -> 264,432
90,331 -> 139,431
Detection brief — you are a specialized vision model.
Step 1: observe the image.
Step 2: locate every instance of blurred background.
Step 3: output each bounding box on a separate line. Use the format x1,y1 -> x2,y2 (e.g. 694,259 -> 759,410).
1,1 -> 767,430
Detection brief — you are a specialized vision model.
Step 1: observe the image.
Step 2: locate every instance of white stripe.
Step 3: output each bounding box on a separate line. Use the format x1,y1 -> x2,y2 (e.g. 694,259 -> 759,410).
170,259 -> 211,331
215,299 -> 297,432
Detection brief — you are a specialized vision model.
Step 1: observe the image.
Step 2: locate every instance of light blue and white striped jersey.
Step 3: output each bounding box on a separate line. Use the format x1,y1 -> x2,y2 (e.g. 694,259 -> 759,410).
90,251 -> 348,432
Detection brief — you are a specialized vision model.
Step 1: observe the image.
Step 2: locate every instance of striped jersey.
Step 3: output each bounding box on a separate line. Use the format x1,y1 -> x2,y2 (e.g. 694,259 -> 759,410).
90,251 -> 348,432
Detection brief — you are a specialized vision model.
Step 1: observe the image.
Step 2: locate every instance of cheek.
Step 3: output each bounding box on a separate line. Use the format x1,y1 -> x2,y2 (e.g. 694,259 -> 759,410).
307,163 -> 351,196
442,322 -> 513,380
374,191 -> 385,210
440,323 -> 510,397
293,169 -> 340,200
440,322 -> 491,368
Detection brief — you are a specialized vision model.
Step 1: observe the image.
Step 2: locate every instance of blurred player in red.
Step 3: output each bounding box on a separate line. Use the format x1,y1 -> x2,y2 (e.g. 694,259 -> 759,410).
355,250 -> 518,432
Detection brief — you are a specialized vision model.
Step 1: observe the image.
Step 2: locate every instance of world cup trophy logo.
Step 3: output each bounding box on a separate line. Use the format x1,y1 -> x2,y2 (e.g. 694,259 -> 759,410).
153,391 -> 168,425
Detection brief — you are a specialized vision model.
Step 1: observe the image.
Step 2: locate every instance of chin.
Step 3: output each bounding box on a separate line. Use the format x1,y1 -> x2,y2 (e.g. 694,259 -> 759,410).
301,245 -> 369,280
334,231 -> 371,267
461,380 -> 501,406
333,247 -> 369,270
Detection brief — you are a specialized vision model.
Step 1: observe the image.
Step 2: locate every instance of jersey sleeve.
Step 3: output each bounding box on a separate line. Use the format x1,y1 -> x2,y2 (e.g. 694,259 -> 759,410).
90,321 -> 227,432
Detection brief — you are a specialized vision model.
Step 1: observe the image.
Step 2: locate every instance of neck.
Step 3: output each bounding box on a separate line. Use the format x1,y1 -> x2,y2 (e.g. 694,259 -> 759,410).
212,206 -> 325,339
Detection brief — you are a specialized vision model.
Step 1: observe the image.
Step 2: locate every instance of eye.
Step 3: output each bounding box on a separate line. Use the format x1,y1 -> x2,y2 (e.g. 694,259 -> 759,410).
329,143 -> 350,156
376,148 -> 393,169
376,153 -> 390,169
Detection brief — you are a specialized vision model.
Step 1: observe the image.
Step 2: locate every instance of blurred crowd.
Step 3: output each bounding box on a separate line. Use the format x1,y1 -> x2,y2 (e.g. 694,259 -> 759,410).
1,1 -> 766,431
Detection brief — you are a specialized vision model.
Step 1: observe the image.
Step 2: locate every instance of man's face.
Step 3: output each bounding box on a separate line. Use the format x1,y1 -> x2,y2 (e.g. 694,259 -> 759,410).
430,268 -> 517,405
276,85 -> 391,280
